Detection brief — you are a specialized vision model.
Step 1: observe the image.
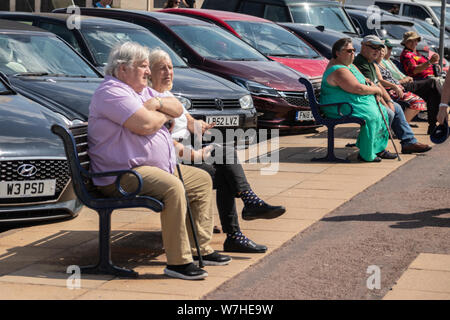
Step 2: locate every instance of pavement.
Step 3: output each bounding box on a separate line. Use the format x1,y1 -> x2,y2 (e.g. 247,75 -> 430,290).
0,121 -> 448,300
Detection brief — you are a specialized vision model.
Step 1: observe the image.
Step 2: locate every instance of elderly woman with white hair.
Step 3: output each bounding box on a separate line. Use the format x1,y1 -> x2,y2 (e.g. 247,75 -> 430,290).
148,48 -> 286,254
88,42 -> 231,280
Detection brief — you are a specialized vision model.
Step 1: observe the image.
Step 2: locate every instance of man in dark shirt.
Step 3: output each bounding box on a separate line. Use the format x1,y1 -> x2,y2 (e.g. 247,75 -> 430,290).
354,35 -> 431,154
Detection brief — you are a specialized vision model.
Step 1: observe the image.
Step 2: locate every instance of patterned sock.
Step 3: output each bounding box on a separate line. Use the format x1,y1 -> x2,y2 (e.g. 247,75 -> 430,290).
239,189 -> 265,207
227,231 -> 249,245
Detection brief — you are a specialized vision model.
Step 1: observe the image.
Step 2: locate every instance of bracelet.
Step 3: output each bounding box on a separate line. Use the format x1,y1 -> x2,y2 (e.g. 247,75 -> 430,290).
155,97 -> 163,111
439,103 -> 449,108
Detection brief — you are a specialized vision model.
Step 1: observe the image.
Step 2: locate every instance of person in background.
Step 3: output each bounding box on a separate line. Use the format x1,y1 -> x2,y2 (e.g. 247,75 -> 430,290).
88,42 -> 231,281
375,46 -> 426,126
321,38 -> 390,163
400,31 -> 440,81
95,0 -> 112,8
353,35 -> 431,155
164,0 -> 181,8
386,36 -> 442,134
148,48 -> 286,254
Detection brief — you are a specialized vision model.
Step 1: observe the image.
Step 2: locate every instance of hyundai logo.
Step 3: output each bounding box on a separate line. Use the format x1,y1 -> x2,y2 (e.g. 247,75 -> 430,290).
214,98 -> 224,111
17,164 -> 38,177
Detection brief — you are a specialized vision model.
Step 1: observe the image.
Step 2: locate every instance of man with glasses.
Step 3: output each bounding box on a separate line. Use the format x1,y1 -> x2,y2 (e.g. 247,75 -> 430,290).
354,35 -> 431,155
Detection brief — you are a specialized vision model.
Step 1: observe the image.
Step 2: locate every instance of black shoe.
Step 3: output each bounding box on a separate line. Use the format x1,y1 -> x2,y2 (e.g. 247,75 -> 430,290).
357,154 -> 382,162
164,263 -> 208,280
376,150 -> 397,159
224,233 -> 267,253
193,251 -> 232,266
242,203 -> 286,221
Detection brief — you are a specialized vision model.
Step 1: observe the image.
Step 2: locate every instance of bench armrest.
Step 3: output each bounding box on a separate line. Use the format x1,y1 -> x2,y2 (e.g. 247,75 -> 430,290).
318,101 -> 355,117
89,169 -> 143,199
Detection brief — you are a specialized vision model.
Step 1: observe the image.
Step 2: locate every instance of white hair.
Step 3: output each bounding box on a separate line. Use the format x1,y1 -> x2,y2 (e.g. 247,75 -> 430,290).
148,48 -> 172,70
104,41 -> 150,77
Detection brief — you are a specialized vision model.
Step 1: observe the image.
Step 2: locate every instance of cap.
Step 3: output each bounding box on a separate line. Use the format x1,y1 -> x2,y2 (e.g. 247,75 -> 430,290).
384,39 -> 393,49
362,35 -> 385,47
401,31 -> 421,46
430,121 -> 449,144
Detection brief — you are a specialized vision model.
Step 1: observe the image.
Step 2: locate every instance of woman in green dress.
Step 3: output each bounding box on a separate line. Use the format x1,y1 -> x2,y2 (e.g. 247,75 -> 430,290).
320,38 -> 390,162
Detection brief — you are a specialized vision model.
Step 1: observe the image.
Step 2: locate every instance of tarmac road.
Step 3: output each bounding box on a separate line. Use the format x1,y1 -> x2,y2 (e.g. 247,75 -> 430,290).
204,140 -> 450,300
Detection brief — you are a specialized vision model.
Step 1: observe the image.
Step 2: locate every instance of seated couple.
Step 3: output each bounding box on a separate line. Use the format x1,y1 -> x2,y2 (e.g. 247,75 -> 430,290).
87,42 -> 285,280
320,37 -> 431,163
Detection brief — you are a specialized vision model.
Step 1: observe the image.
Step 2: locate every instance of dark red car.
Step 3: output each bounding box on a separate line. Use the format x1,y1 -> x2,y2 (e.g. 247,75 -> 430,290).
161,8 -> 328,81
53,8 -> 320,132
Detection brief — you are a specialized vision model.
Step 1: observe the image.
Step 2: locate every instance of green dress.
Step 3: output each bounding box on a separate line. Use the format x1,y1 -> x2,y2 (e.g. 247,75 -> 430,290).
320,64 -> 389,161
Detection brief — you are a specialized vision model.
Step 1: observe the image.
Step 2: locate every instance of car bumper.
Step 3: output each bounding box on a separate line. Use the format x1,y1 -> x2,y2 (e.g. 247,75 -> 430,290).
0,182 -> 83,224
253,93 -> 320,131
189,108 -> 258,144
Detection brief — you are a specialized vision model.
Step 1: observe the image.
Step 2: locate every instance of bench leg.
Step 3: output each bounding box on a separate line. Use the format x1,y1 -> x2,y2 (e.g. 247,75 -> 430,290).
81,209 -> 138,278
312,125 -> 350,163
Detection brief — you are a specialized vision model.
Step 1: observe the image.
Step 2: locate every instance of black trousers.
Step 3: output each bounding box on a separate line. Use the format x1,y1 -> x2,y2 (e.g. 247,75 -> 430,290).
403,78 -> 441,131
188,148 -> 251,234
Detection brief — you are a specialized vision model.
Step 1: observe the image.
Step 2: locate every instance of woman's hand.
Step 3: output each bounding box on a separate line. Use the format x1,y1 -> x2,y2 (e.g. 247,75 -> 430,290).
394,85 -> 404,99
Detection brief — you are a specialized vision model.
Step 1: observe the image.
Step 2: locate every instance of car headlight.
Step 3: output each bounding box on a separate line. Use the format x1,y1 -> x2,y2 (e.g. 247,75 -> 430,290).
175,95 -> 192,110
239,94 -> 254,109
233,78 -> 280,97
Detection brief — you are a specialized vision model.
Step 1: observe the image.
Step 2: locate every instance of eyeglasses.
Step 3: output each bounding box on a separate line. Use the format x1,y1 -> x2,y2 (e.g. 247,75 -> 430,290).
367,44 -> 383,51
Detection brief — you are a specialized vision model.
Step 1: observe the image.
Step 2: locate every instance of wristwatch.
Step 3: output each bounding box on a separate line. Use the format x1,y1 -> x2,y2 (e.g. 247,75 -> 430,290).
439,103 -> 449,108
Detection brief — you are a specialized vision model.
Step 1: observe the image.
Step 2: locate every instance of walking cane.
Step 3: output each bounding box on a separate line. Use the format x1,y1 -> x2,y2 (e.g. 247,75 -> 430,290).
176,163 -> 204,268
375,99 -> 401,161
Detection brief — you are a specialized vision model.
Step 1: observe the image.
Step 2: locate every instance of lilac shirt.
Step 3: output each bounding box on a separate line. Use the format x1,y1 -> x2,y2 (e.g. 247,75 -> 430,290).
88,76 -> 176,186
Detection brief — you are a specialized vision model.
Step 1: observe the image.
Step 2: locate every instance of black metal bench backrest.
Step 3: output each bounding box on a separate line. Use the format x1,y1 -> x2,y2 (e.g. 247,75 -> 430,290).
298,77 -> 365,162
299,77 -> 326,124
51,123 -> 99,204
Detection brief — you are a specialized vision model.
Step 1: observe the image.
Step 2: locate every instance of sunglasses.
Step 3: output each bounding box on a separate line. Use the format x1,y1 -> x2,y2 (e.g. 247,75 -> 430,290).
343,48 -> 356,53
367,44 -> 383,51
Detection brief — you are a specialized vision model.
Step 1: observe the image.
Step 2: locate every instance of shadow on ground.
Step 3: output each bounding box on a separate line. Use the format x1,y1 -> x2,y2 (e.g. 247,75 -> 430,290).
322,208 -> 450,229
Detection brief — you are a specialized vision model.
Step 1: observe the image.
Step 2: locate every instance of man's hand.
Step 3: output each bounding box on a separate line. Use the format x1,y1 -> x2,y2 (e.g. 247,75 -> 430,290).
430,53 -> 440,65
437,106 -> 449,125
400,76 -> 413,84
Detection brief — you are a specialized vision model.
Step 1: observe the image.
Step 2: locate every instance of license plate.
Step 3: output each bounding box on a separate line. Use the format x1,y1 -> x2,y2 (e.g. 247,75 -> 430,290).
0,180 -> 56,198
295,111 -> 314,121
205,115 -> 239,127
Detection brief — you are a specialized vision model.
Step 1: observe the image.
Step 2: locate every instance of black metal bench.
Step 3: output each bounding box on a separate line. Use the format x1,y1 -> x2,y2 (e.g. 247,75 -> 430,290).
51,123 -> 164,278
299,77 -> 366,162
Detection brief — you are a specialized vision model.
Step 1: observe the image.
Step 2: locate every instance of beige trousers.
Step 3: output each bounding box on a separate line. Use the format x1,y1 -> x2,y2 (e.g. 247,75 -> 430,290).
98,164 -> 214,265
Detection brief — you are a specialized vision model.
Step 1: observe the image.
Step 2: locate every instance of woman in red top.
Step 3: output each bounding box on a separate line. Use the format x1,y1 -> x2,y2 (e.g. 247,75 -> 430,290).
400,31 -> 439,80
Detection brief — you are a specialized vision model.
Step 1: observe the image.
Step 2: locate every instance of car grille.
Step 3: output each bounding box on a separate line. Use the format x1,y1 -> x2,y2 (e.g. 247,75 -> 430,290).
279,89 -> 321,107
0,159 -> 70,204
191,99 -> 241,109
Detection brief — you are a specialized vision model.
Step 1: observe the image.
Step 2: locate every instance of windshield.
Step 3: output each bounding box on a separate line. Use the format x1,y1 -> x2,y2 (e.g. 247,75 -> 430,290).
290,5 -> 356,34
377,23 -> 413,39
81,27 -> 187,67
415,19 -> 449,39
226,21 -> 320,58
0,33 -> 99,77
431,6 -> 450,26
169,24 -> 268,61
